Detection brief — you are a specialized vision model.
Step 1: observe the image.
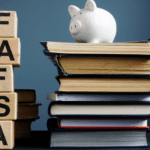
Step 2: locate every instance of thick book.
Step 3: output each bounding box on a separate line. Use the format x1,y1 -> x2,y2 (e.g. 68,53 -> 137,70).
56,76 -> 150,92
18,103 -> 41,120
49,128 -> 149,148
49,101 -> 150,117
15,89 -> 36,103
41,41 -> 150,76
47,91 -> 150,102
48,53 -> 150,76
47,117 -> 149,129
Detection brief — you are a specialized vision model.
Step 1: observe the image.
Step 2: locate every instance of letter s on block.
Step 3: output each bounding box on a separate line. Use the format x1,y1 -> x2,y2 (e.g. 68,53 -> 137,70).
0,96 -> 10,117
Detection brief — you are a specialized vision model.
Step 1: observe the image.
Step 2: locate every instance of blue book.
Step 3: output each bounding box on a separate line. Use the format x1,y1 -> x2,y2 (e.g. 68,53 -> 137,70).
47,91 -> 150,102
48,127 -> 149,149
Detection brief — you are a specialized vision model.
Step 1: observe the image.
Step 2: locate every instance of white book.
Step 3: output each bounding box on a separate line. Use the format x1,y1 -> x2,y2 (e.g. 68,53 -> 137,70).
50,103 -> 150,116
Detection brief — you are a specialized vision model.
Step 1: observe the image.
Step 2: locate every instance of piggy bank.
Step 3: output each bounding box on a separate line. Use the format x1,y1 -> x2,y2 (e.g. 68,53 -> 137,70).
68,0 -> 117,43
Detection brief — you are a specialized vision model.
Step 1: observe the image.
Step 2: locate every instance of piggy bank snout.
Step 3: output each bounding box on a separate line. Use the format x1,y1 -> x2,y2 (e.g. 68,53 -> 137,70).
69,20 -> 82,35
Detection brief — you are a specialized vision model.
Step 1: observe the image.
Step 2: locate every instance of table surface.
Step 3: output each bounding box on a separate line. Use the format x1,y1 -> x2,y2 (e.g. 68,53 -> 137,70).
13,131 -> 150,150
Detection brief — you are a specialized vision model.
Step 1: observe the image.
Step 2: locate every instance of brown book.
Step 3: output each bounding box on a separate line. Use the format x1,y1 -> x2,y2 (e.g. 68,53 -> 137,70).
15,89 -> 36,103
15,119 -> 39,139
57,56 -> 150,75
57,76 -> 150,92
18,103 -> 41,120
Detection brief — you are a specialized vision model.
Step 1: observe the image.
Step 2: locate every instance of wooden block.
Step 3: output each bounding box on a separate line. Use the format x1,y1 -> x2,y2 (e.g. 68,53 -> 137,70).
0,121 -> 14,149
0,65 -> 14,92
0,11 -> 17,38
0,38 -> 20,67
0,93 -> 17,120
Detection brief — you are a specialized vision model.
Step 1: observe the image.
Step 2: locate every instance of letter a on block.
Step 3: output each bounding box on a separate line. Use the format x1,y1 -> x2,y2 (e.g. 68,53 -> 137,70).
0,38 -> 20,67
0,11 -> 17,38
0,121 -> 14,149
0,93 -> 17,120
0,65 -> 14,92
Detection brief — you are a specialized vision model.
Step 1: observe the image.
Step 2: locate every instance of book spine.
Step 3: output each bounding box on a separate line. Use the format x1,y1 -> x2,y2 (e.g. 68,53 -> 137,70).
49,54 -> 68,76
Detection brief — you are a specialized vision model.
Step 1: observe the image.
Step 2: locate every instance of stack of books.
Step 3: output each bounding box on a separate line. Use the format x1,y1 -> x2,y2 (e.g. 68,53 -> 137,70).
41,41 -> 150,148
15,89 -> 41,139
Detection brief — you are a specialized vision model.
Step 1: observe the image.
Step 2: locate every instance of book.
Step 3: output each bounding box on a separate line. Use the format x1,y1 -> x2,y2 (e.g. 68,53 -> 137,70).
47,117 -> 149,129
15,89 -> 36,103
49,101 -> 150,117
56,76 -> 150,92
49,128 -> 149,148
18,103 -> 41,120
57,118 -> 149,129
15,119 -> 39,139
49,53 -> 150,76
47,91 -> 150,101
41,41 -> 150,55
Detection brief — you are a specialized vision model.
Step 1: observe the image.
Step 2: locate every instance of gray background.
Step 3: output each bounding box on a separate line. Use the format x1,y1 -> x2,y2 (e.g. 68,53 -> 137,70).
0,0 -> 150,130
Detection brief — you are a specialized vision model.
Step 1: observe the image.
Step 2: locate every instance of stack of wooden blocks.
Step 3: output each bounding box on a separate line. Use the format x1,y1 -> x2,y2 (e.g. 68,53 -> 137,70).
0,11 -> 20,149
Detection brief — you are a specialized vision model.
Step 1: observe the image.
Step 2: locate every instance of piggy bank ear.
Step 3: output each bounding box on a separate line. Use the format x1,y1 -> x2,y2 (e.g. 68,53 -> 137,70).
85,0 -> 97,11
68,5 -> 80,17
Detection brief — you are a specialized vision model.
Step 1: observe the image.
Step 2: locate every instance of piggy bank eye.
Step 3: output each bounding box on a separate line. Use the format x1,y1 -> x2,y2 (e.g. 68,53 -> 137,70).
80,12 -> 82,14
73,15 -> 75,17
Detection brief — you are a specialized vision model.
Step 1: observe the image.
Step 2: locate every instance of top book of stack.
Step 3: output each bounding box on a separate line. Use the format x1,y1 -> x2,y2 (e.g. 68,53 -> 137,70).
41,40 -> 150,76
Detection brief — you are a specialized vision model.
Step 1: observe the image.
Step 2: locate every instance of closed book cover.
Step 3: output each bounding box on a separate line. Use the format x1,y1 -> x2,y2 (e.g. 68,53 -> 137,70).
42,41 -> 150,55
15,89 -> 36,103
18,103 -> 41,120
47,91 -> 150,102
49,101 -> 150,117
56,75 -> 150,92
49,127 -> 149,148
47,117 -> 149,130
48,53 -> 150,76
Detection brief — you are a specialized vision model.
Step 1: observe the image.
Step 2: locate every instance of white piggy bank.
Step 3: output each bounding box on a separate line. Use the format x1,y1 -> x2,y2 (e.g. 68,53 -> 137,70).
68,0 -> 117,43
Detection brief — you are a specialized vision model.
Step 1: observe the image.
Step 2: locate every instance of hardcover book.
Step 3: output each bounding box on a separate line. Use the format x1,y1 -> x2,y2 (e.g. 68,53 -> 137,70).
49,128 -> 149,148
49,101 -> 150,117
18,103 -> 41,120
47,117 -> 149,129
47,91 -> 150,102
15,89 -> 36,103
56,76 -> 150,92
